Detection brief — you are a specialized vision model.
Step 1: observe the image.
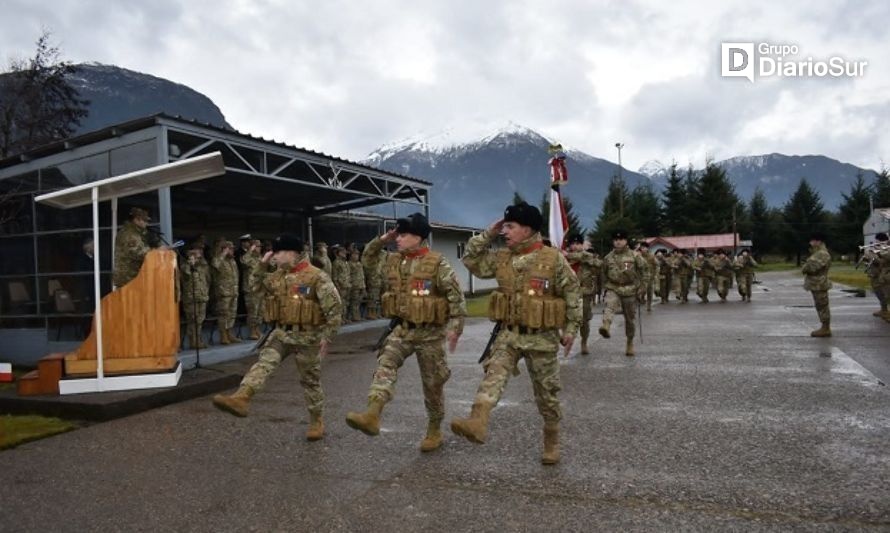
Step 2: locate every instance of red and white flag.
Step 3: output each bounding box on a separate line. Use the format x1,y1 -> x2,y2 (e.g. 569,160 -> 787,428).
549,186 -> 568,249
0,362 -> 12,383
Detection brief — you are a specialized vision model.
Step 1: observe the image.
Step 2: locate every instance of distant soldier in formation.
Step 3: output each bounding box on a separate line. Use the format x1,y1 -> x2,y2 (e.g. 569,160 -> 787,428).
712,249 -> 734,302
590,250 -> 604,304
734,249 -> 759,302
599,229 -> 648,356
451,202 -> 579,465
331,245 -> 352,322
364,248 -> 386,319
212,240 -> 240,344
346,213 -> 466,452
348,250 -> 366,321
637,241 -> 657,312
802,232 -> 832,337
565,233 -> 598,355
113,207 -> 155,287
692,249 -> 715,303
655,249 -> 671,304
213,234 -> 342,441
240,239 -> 264,340
181,246 -> 210,350
669,248 -> 692,303
313,241 -> 332,276
865,232 -> 890,321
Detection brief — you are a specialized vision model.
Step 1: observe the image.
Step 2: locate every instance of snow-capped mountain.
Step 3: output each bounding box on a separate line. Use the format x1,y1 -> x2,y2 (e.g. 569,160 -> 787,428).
365,123 -> 649,230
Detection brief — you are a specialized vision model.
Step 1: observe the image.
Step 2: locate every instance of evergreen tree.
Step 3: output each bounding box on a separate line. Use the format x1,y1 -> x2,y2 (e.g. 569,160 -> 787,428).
590,176 -> 636,253
627,183 -> 662,237
682,164 -> 701,232
661,162 -> 686,235
0,31 -> 89,158
748,188 -> 777,256
873,167 -> 890,208
688,160 -> 740,234
511,191 -> 527,205
781,178 -> 826,264
833,172 -> 872,257
540,191 -> 584,243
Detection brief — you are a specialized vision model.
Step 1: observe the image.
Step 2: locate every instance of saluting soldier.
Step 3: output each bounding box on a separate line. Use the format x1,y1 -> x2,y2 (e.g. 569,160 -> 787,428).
599,229 -> 648,356
181,246 -> 211,350
564,233 -> 598,355
348,250 -> 366,321
655,249 -> 671,304
212,240 -> 240,344
637,241 -> 657,312
669,249 -> 692,303
451,202 -> 580,465
734,249 -> 759,302
313,241 -> 332,276
213,234 -> 342,441
590,250 -> 604,304
240,239 -> 264,340
364,249 -> 386,320
803,232 -> 833,337
113,207 -> 155,287
346,214 -> 466,452
692,249 -> 716,303
712,249 -> 734,302
331,245 -> 352,323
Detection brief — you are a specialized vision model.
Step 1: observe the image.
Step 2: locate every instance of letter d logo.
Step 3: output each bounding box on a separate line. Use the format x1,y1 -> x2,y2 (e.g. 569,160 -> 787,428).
721,42 -> 754,82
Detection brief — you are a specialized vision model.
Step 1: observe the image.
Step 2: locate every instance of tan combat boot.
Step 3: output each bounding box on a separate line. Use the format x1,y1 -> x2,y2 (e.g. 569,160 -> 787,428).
219,328 -> 231,345
419,420 -> 443,452
345,399 -> 385,436
212,385 -> 254,417
580,337 -> 589,355
625,338 -> 635,357
598,321 -> 611,339
541,421 -> 560,465
810,323 -> 832,337
229,329 -> 242,343
306,412 -> 324,441
450,401 -> 493,444
249,326 -> 261,340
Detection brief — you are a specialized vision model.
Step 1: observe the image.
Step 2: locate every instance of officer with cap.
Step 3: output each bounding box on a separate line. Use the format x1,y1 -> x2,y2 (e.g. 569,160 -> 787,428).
113,207 -> 156,287
346,213 -> 466,452
599,229 -> 648,356
564,233 -> 600,354
803,231 -> 833,337
331,245 -> 352,322
213,233 -> 342,441
451,202 -> 581,465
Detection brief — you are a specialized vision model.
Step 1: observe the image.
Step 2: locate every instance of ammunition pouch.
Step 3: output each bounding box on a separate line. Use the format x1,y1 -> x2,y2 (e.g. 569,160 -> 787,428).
278,296 -> 323,326
488,290 -> 565,329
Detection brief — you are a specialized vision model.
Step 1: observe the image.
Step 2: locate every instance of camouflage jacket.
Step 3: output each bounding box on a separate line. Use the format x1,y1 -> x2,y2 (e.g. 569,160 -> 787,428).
180,260 -> 211,303
313,250 -> 332,276
656,256 -> 671,279
332,258 -> 351,292
692,257 -> 716,279
639,250 -> 657,281
734,255 -> 759,275
364,236 -> 466,339
711,256 -> 734,278
865,248 -> 890,283
603,246 -> 648,297
463,231 -> 580,350
240,251 -> 261,293
669,255 -> 692,276
113,221 -> 151,287
211,254 -> 239,297
802,243 -> 832,291
251,259 -> 342,343
564,250 -> 599,295
364,252 -> 386,288
349,260 -> 366,290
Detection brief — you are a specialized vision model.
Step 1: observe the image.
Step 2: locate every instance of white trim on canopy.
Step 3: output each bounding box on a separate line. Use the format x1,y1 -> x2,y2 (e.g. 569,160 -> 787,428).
33,152 -> 225,394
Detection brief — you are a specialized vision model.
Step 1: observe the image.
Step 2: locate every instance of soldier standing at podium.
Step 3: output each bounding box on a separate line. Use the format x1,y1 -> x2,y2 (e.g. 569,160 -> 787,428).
113,207 -> 155,288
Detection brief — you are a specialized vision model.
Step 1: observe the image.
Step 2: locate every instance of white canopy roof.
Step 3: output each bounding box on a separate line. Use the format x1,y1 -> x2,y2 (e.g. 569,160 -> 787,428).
34,151 -> 225,209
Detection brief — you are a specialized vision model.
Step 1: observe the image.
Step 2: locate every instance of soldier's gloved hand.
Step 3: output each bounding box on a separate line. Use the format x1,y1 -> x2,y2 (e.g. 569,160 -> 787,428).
560,335 -> 575,357
318,339 -> 330,358
446,330 -> 460,353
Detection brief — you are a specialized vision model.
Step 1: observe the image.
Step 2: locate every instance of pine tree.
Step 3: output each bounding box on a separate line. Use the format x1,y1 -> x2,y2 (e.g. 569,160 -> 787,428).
661,162 -> 686,235
590,176 -> 636,253
834,172 -> 872,257
688,160 -> 740,234
873,167 -> 890,208
782,178 -> 826,264
511,191 -> 527,206
748,188 -> 777,256
627,183 -> 662,237
0,31 -> 89,158
540,191 -> 584,243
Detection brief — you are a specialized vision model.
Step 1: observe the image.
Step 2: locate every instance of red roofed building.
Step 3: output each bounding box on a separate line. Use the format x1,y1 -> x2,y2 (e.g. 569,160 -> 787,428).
643,233 -> 752,254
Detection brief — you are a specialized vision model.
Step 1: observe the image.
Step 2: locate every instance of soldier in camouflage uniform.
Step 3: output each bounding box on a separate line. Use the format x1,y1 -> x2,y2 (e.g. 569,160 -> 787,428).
599,229 -> 648,356
348,250 -> 366,321
712,249 -> 734,302
212,240 -> 241,344
313,241 -> 332,276
865,233 -> 890,321
213,234 -> 342,441
181,246 -> 210,350
590,251 -> 604,304
346,214 -> 466,452
669,249 -> 692,303
692,249 -> 715,303
655,250 -> 671,304
113,207 -> 155,287
803,232 -> 833,337
331,245 -> 352,323
451,202 -> 580,465
564,233 -> 597,355
240,239 -> 264,339
734,249 -> 759,302
364,249 -> 386,320
637,241 -> 657,311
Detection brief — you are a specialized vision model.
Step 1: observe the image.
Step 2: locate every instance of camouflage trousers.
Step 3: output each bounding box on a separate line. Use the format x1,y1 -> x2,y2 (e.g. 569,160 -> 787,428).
715,276 -> 732,300
870,276 -> 887,310
335,284 -> 350,320
672,274 -> 690,301
182,300 -> 207,339
579,294 -> 593,342
737,273 -> 754,299
658,275 -> 670,302
240,329 -> 324,415
366,283 -> 382,316
215,295 -> 237,329
591,279 -> 602,303
475,333 -> 562,422
603,290 -> 636,339
696,276 -> 712,301
349,288 -> 365,321
811,290 -> 831,325
369,333 -> 451,423
244,292 -> 263,328
643,278 -> 654,310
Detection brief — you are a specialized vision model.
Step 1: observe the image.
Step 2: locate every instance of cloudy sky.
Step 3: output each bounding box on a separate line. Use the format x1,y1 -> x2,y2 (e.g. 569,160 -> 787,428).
1,0 -> 888,171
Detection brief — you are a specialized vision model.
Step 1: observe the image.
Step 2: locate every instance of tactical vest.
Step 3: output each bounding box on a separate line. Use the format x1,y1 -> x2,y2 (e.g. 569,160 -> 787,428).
488,245 -> 566,330
262,264 -> 325,327
380,250 -> 448,326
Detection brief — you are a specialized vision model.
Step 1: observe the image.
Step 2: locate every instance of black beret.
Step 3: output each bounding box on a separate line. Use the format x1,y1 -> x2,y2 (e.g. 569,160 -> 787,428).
272,234 -> 304,252
810,231 -> 827,242
567,233 -> 585,245
395,213 -> 431,239
876,232 -> 889,242
715,249 -> 726,255
611,229 -> 628,240
503,202 -> 543,232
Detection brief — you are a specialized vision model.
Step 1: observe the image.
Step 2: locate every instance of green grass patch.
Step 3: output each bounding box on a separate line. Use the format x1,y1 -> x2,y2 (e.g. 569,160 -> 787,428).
0,415 -> 77,450
829,265 -> 871,291
757,261 -> 799,272
466,293 -> 491,318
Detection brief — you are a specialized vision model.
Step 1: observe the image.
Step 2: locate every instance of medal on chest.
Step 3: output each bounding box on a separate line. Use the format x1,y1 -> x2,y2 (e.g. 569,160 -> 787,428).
411,279 -> 432,296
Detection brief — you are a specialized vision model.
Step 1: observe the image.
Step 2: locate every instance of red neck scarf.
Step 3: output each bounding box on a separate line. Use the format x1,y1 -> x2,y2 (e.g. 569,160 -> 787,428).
403,247 -> 430,259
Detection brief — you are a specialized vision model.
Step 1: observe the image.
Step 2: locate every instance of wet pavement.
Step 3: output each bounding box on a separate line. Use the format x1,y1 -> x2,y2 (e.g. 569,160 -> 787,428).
2,271 -> 889,531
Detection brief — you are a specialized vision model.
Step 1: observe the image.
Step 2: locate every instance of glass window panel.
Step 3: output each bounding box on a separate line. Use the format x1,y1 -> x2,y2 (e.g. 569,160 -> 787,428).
110,140 -> 158,176
0,275 -> 38,315
36,230 -> 112,274
0,236 -> 35,275
0,192 -> 34,235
